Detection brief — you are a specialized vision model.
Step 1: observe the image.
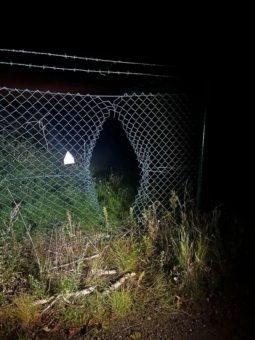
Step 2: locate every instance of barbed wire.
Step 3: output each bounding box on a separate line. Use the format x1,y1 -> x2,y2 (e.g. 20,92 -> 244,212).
0,49 -> 174,68
0,61 -> 179,78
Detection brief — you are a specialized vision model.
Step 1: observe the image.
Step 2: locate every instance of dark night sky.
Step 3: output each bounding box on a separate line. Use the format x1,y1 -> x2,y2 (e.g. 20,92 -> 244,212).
0,27 -> 250,216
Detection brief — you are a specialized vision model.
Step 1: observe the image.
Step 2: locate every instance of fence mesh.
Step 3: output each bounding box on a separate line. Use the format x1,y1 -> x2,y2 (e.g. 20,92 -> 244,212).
115,93 -> 199,217
0,87 -> 200,229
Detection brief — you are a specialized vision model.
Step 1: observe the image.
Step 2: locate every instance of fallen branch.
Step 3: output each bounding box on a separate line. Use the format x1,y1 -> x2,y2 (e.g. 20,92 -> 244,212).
91,269 -> 117,276
51,254 -> 100,270
71,286 -> 97,298
42,294 -> 62,313
32,272 -> 136,311
103,272 -> 136,295
32,296 -> 55,306
33,286 -> 97,309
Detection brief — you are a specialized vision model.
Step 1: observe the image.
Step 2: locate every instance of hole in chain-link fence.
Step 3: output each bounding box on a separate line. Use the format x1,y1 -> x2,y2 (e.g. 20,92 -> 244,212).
91,116 -> 140,227
0,87 -> 201,230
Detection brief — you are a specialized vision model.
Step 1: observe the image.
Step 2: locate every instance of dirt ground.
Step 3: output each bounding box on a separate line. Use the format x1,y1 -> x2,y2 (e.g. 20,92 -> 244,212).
7,294 -> 252,340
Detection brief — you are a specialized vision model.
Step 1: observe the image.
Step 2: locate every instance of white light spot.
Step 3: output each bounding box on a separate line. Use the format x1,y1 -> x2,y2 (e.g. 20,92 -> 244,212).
64,151 -> 75,165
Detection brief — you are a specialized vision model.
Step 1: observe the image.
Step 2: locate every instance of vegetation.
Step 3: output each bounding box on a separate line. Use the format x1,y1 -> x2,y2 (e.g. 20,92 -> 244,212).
0,178 -> 230,339
0,136 -> 246,339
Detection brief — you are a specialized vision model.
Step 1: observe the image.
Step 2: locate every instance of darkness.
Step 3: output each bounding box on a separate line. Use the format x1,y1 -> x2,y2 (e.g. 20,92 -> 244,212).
0,26 -> 255,338
1,19 -> 253,337
91,116 -> 140,188
203,66 -> 250,216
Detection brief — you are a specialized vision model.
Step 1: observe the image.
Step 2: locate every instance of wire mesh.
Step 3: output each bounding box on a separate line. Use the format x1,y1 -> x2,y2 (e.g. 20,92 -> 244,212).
114,93 -> 199,216
0,87 -> 200,229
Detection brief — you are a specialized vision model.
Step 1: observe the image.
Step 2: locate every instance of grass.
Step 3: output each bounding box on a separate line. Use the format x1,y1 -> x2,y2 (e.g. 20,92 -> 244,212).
0,186 -> 231,338
96,171 -> 137,229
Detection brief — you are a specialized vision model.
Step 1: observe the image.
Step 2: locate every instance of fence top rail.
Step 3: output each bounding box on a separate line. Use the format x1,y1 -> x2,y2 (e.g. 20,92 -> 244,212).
0,86 -> 185,99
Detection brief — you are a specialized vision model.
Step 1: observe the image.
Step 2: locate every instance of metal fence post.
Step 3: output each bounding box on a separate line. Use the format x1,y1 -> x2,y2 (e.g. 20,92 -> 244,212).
197,79 -> 209,209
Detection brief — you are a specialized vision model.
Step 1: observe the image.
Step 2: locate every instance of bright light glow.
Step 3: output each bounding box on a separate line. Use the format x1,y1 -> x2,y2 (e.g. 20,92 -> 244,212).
64,151 -> 75,165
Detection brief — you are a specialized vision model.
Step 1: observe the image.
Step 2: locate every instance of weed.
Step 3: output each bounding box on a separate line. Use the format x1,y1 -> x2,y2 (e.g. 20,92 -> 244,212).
107,286 -> 134,318
13,294 -> 40,329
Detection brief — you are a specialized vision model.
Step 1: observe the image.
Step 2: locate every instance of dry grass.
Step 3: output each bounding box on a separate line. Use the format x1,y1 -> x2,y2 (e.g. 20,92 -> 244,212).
0,191 -> 229,338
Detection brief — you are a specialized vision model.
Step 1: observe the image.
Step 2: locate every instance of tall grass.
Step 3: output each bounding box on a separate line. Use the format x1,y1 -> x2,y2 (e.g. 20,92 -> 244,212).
96,171 -> 137,229
0,184 -> 228,338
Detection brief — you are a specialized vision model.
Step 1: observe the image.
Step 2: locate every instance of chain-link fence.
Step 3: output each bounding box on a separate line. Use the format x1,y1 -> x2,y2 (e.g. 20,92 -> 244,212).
0,86 -> 201,229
